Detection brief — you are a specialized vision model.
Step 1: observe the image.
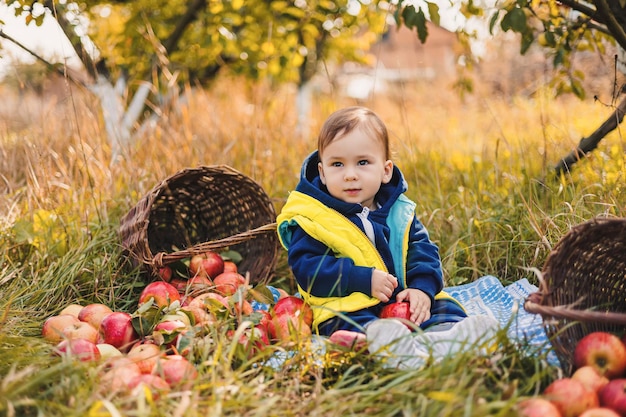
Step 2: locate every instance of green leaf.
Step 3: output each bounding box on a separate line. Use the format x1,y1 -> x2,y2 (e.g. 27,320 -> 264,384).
11,219 -> 34,244
500,7 -> 527,33
220,250 -> 243,264
248,285 -> 275,304
489,11 -> 500,34
427,2 -> 440,26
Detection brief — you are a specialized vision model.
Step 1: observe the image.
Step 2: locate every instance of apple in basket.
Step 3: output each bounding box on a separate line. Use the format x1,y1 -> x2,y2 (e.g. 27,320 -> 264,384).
189,251 -> 225,279
598,379 -> 626,416
213,272 -> 246,296
574,331 -> 626,378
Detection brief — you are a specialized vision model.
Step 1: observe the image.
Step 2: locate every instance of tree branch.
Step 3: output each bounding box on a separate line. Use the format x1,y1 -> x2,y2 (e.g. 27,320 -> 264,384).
41,0 -> 103,80
554,95 -> 626,175
595,0 -> 626,51
557,0 -> 603,24
162,0 -> 207,54
0,29 -> 84,87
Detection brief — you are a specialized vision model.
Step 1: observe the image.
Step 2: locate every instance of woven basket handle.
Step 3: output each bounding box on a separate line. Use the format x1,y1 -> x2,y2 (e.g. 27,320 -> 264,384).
524,292 -> 626,326
151,222 -> 278,268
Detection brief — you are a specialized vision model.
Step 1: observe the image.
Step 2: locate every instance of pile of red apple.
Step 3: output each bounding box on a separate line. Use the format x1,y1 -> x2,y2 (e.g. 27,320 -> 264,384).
519,331 -> 626,417
41,250 -> 315,398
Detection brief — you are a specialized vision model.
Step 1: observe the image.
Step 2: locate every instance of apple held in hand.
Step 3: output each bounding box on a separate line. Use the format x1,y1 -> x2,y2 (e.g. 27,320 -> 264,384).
99,311 -> 140,352
380,301 -> 411,320
138,281 -> 181,309
544,377 -> 599,417
273,296 -> 314,327
574,332 -> 626,379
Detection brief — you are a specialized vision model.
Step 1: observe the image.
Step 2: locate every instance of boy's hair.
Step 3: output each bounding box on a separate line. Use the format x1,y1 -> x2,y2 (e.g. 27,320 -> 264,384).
318,106 -> 390,159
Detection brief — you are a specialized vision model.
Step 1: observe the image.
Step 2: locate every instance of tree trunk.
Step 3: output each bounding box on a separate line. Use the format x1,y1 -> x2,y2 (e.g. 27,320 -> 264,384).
554,95 -> 626,176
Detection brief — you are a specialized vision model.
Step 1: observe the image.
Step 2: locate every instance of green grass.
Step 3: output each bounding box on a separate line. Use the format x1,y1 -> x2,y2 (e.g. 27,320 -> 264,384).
0,74 -> 624,416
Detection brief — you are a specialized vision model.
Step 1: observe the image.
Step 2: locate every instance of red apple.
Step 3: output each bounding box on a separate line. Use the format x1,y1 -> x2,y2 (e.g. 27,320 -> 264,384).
153,355 -> 198,389
59,303 -> 84,319
127,342 -> 164,374
272,313 -> 312,345
78,303 -> 113,330
580,408 -> 621,417
99,356 -> 143,394
99,311 -> 140,352
138,281 -> 181,308
189,251 -> 224,279
599,378 -> 626,415
574,332 -> 626,379
157,265 -> 173,282
181,304 -> 215,326
128,374 -> 171,398
213,272 -> 246,296
42,314 -> 81,344
572,365 -> 610,393
153,319 -> 188,348
255,310 -> 273,335
55,338 -> 101,362
62,321 -> 100,343
518,397 -> 562,417
189,292 -> 230,314
380,302 -> 412,328
186,275 -> 213,290
329,330 -> 368,351
273,296 -> 313,326
544,377 -> 599,417
230,296 -> 254,316
223,260 -> 238,273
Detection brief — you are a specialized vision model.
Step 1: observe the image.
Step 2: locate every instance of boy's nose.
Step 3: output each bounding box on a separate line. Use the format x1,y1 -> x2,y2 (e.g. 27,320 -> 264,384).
344,169 -> 357,180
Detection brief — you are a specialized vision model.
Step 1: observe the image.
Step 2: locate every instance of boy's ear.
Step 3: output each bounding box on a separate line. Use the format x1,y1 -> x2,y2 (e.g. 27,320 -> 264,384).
382,160 -> 393,183
318,161 -> 327,184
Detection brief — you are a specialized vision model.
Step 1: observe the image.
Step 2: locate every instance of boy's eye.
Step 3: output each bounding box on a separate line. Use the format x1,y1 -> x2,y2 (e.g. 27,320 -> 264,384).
358,160 -> 369,166
331,162 -> 343,167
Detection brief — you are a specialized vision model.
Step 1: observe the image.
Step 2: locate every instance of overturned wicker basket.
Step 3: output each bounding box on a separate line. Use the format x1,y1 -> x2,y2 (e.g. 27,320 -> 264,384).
119,165 -> 279,285
524,217 -> 626,375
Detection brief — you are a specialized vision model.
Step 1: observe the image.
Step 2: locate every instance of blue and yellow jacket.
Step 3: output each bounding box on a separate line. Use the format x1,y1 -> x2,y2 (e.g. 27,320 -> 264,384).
276,151 -> 466,332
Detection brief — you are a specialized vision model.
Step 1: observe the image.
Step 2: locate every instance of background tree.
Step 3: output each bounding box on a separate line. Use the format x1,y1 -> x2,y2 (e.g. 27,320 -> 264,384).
477,0 -> 626,175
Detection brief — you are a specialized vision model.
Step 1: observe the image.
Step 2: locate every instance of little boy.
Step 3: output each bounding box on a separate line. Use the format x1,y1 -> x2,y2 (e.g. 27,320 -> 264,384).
276,106 -> 498,369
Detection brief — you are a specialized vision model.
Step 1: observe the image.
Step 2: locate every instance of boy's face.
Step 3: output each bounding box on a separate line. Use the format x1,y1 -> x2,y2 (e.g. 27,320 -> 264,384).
318,128 -> 393,210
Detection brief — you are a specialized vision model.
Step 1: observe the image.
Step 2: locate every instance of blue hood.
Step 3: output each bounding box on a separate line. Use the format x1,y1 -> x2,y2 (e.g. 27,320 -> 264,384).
295,151 -> 408,219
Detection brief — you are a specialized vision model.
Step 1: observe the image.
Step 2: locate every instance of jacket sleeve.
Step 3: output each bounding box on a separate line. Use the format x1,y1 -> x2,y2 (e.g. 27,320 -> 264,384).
405,216 -> 444,301
286,226 -> 374,297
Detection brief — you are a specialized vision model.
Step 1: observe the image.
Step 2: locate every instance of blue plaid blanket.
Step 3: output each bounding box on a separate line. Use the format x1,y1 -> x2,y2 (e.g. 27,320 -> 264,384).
258,275 -> 559,367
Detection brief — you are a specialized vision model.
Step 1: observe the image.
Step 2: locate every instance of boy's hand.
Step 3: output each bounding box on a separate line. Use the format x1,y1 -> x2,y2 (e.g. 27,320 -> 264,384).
396,288 -> 431,325
371,269 -> 398,302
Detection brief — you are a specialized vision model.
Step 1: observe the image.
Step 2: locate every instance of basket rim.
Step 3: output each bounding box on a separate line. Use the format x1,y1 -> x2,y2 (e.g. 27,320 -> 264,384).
523,216 -> 626,324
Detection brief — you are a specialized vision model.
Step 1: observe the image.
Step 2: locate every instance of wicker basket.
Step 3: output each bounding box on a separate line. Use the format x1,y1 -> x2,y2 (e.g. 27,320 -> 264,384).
524,217 -> 626,375
119,165 -> 279,285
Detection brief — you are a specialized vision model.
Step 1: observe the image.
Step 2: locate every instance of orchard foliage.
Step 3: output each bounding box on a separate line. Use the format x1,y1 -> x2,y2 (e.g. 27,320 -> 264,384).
487,1 -> 626,98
